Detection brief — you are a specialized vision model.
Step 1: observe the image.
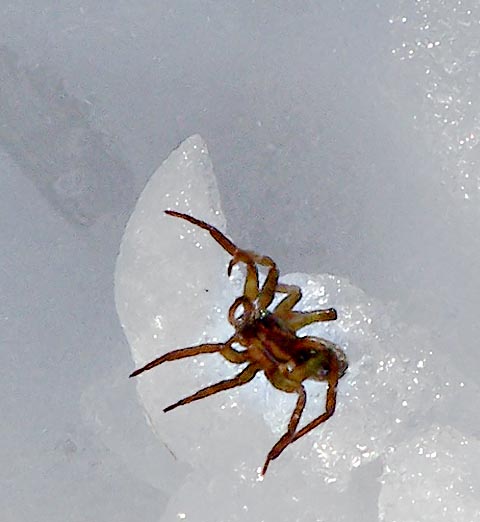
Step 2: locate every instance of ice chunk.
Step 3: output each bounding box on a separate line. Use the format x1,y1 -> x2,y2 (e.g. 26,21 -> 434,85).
115,136 -> 480,521
379,425 -> 480,521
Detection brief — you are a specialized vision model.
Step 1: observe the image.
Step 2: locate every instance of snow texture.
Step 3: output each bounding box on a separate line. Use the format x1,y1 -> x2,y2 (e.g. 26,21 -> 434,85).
389,0 -> 480,202
379,425 -> 480,521
115,136 -> 480,522
4,2 -> 480,521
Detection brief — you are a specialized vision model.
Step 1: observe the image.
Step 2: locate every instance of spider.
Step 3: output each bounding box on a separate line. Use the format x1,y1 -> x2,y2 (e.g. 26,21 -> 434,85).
130,210 -> 348,475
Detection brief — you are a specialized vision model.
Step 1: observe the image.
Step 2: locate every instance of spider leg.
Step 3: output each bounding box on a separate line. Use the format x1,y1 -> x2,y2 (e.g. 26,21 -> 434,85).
242,262 -> 260,301
273,283 -> 302,315
226,248 -> 279,308
256,255 -> 279,309
166,211 -> 280,306
165,210 -> 238,256
163,364 -> 260,412
262,385 -> 307,475
226,250 -> 260,301
165,210 -> 262,301
262,377 -> 339,472
283,308 -> 337,331
273,283 -> 337,330
220,344 -> 249,364
129,338 -> 236,378
290,376 -> 338,444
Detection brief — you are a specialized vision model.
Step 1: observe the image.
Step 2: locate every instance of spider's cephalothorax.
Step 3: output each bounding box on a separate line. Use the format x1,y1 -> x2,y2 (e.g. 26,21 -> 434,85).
130,210 -> 347,475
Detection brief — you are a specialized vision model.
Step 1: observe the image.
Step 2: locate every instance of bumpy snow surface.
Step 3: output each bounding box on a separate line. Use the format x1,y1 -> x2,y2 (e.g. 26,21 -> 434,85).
115,136 -> 480,522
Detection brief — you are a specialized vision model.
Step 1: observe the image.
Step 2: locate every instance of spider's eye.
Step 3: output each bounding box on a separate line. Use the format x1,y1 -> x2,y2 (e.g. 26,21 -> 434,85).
258,309 -> 269,320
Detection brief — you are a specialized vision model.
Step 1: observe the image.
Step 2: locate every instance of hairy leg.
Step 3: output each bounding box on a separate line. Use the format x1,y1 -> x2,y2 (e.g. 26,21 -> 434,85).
262,386 -> 307,475
163,364 -> 260,412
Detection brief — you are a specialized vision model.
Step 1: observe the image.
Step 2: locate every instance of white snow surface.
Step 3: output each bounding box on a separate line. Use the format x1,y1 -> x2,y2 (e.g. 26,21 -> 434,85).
115,136 -> 480,522
5,2 -> 480,521
379,425 -> 480,521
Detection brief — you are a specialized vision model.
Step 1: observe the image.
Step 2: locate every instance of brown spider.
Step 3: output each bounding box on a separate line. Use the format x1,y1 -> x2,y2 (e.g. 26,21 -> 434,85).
130,210 -> 348,475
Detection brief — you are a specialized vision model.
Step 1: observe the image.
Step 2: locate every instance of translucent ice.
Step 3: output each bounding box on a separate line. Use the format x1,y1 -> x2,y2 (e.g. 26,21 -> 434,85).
115,136 -> 480,521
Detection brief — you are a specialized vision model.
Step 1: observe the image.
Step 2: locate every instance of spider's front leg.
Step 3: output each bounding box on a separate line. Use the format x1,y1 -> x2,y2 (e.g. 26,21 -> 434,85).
228,249 -> 279,308
227,249 -> 260,302
164,210 -> 278,306
164,210 -> 263,302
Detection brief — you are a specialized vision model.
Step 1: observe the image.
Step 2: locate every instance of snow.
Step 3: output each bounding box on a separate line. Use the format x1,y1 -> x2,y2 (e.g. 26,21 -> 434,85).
379,425 -> 480,521
3,2 -> 480,521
